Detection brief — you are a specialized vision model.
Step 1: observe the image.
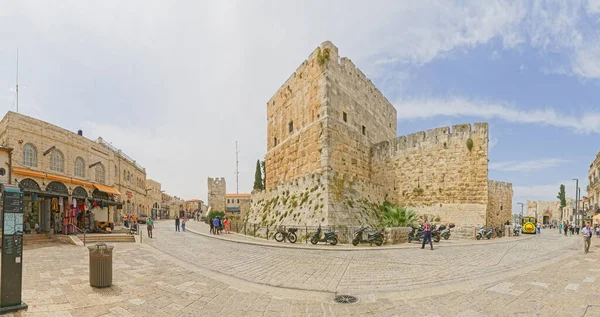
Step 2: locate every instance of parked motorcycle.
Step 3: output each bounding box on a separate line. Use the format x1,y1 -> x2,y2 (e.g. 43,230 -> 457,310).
408,225 -> 441,243
310,225 -> 338,245
274,227 -> 298,243
440,223 -> 455,240
352,226 -> 385,246
476,226 -> 492,240
513,226 -> 520,236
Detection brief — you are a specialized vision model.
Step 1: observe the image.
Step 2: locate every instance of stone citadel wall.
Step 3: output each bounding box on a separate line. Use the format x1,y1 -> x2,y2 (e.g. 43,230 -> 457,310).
487,180 -> 513,228
207,177 -> 226,212
370,123 -> 490,226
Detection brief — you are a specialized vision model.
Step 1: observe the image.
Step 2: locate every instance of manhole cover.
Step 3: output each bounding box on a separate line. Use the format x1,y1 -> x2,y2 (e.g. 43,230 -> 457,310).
334,295 -> 358,304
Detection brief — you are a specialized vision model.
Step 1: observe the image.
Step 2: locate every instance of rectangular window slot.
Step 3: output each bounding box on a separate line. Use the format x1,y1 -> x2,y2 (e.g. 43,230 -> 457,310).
289,121 -> 294,133
362,125 -> 366,135
343,112 -> 347,122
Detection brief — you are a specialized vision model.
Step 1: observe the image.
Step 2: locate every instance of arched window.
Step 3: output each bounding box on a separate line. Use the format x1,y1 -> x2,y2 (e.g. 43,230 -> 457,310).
95,163 -> 105,184
74,157 -> 85,178
22,143 -> 37,167
49,149 -> 65,173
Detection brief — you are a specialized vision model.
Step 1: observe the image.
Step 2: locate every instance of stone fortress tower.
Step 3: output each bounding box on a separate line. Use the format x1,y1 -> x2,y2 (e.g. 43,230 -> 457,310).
248,41 -> 512,229
207,177 -> 226,212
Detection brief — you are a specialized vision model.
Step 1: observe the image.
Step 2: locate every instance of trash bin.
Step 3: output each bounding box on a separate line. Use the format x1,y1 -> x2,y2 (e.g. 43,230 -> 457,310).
88,242 -> 113,288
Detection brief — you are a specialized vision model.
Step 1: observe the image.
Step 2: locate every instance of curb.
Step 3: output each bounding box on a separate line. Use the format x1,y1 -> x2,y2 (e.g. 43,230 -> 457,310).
185,227 -> 536,251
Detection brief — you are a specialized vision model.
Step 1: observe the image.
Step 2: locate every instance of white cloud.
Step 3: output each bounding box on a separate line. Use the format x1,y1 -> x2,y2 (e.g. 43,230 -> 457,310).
488,138 -> 499,151
394,97 -> 600,134
490,158 -> 569,172
513,178 -> 586,202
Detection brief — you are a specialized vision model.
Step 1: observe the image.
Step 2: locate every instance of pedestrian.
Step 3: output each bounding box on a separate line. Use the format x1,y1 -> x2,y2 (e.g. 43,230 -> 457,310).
147,217 -> 154,238
213,217 -> 221,235
582,222 -> 592,254
175,216 -> 180,232
559,223 -> 562,235
570,224 -> 575,236
596,225 -> 600,237
564,223 -> 568,236
224,217 -> 230,234
182,217 -> 186,232
132,214 -> 137,225
536,223 -> 541,234
576,224 -> 580,235
421,219 -> 433,250
124,215 -> 129,228
35,222 -> 40,234
209,218 -> 215,234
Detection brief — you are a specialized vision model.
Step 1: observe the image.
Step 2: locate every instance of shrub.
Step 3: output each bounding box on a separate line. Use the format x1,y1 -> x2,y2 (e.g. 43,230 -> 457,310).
205,211 -> 225,224
466,138 -> 473,151
378,201 -> 418,228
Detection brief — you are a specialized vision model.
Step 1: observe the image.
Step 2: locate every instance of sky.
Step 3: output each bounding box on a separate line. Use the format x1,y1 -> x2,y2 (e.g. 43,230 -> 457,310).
1,1 -> 600,213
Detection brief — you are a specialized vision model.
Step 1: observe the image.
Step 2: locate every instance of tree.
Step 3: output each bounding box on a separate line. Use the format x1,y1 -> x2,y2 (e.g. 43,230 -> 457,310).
253,160 -> 264,190
260,160 -> 266,189
379,201 -> 419,228
557,184 -> 567,208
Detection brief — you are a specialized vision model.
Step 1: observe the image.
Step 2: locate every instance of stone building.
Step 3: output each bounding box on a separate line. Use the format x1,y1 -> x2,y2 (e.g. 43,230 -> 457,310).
146,179 -> 162,219
207,177 -> 226,212
0,111 -> 157,232
247,41 -> 513,229
588,152 -> 600,215
225,193 -> 251,219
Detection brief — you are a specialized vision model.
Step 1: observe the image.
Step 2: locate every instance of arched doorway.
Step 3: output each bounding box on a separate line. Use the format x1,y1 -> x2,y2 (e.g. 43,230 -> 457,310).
543,210 -> 551,224
152,202 -> 159,220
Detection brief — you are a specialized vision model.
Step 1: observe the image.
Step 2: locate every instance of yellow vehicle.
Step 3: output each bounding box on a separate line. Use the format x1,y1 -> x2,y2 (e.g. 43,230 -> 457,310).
522,216 -> 537,234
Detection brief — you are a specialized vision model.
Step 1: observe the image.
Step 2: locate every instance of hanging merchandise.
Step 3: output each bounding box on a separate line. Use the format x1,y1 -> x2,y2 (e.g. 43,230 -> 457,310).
72,198 -> 76,208
94,200 -> 98,208
59,197 -> 64,206
51,198 -> 59,211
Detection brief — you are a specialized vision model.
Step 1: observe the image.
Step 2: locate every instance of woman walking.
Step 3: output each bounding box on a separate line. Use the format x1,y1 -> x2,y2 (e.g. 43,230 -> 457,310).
209,218 -> 215,234
182,217 -> 187,232
224,217 -> 230,234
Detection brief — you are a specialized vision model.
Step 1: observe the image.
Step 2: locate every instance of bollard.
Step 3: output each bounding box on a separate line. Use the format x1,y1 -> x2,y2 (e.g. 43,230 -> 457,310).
266,226 -> 269,240
253,224 -> 256,237
305,226 -> 308,244
244,223 -> 247,236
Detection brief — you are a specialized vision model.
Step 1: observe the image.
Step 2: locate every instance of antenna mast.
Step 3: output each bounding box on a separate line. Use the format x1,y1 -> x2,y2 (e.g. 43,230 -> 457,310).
16,48 -> 19,113
235,141 -> 239,194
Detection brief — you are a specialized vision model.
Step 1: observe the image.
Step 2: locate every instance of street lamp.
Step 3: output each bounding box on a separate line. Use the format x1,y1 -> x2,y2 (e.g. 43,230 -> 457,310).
517,202 -> 524,225
573,179 -> 579,226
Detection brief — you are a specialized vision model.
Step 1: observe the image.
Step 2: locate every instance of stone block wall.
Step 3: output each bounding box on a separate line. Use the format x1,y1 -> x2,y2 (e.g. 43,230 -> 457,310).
265,44 -> 328,189
370,123 -> 489,227
383,227 -> 411,244
207,177 -> 226,212
487,180 -> 513,228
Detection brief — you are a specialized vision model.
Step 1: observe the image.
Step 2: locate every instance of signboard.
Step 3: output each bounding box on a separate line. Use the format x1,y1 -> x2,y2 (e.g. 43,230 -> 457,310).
0,184 -> 28,314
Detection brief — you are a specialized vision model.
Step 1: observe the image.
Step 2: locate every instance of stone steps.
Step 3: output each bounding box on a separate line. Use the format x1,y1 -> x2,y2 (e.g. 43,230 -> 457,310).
78,234 -> 135,243
23,234 -> 54,246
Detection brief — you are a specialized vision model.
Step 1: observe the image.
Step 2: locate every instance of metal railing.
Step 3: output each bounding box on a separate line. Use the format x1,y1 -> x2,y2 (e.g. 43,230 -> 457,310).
67,224 -> 86,246
226,221 -> 375,244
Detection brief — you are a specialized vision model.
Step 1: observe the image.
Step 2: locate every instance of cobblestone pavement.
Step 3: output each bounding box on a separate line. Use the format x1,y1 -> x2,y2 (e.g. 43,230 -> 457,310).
148,220 -> 582,295
4,221 -> 600,317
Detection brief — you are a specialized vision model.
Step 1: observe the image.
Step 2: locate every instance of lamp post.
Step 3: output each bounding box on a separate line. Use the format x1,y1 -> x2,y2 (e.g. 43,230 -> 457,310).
573,179 -> 579,226
517,202 -> 524,225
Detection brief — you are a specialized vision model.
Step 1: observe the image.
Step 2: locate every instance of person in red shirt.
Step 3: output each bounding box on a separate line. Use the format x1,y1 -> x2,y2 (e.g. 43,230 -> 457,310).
421,219 -> 433,250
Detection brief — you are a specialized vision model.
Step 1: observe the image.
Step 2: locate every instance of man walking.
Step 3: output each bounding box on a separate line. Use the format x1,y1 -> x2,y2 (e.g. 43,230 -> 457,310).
146,217 -> 154,238
421,219 -> 433,250
175,216 -> 180,232
582,222 -> 592,254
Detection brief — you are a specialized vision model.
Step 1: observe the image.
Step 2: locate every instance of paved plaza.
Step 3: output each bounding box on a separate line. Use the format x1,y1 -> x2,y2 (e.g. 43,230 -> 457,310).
5,220 -> 600,316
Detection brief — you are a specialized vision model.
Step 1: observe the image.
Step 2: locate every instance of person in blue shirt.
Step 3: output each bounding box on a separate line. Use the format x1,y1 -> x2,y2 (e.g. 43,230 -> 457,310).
213,217 -> 221,235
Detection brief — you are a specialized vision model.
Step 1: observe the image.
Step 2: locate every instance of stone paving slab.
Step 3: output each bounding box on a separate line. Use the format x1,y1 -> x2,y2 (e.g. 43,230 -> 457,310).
3,222 -> 600,316
182,220 -> 535,251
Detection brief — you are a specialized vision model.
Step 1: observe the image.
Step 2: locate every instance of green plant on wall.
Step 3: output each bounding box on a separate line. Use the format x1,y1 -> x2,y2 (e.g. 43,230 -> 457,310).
413,187 -> 424,194
466,138 -> 473,151
378,201 -> 418,228
317,47 -> 331,65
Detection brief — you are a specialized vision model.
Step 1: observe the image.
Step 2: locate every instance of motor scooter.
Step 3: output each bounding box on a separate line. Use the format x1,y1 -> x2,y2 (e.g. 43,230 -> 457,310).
476,226 -> 492,240
408,225 -> 441,243
352,226 -> 384,246
310,225 -> 338,245
440,223 -> 455,240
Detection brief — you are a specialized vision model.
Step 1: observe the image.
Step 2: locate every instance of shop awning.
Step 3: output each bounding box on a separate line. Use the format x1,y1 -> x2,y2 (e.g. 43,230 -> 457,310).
593,214 -> 600,221
13,167 -> 45,178
93,183 -> 121,196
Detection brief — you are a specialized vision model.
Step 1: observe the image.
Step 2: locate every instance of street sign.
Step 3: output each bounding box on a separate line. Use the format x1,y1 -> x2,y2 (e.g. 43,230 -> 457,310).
0,183 -> 28,314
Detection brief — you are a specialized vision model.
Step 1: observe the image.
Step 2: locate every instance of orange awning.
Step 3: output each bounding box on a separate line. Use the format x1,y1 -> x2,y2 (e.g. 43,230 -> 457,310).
13,167 -> 45,178
93,183 -> 121,196
47,174 -> 71,183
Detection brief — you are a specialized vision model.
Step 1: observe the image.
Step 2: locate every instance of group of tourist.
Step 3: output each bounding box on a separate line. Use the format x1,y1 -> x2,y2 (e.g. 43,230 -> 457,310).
209,216 -> 230,235
175,215 -> 187,232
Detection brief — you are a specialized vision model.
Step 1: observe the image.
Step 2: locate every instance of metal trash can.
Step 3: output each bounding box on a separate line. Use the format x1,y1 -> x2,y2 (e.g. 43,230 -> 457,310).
88,242 -> 113,288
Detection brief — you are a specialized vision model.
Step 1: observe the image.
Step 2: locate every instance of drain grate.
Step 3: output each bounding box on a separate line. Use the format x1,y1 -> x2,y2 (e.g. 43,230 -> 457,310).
334,295 -> 358,304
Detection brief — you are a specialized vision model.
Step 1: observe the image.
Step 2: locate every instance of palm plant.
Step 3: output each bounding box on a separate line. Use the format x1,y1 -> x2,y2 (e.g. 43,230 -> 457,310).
379,201 -> 418,228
